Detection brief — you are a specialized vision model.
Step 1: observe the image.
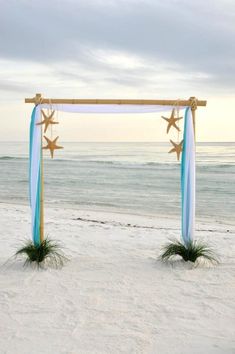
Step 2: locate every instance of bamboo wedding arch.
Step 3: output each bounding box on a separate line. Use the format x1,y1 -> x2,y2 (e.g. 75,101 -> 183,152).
25,93 -> 207,245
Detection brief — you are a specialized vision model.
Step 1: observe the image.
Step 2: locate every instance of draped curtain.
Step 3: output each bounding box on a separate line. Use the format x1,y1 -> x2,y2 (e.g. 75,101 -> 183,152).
181,107 -> 195,244
29,104 -> 195,246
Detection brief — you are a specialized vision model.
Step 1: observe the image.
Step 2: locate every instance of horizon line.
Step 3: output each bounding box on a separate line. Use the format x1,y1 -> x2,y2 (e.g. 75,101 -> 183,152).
0,140 -> 234,144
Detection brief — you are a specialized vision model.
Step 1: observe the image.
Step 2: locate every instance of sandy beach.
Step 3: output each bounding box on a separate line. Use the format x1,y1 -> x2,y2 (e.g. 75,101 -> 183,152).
1,0 -> 235,352
0,203 -> 234,354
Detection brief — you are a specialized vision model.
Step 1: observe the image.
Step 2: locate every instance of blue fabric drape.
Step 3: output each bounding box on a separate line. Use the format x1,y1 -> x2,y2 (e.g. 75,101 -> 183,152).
181,107 -> 195,244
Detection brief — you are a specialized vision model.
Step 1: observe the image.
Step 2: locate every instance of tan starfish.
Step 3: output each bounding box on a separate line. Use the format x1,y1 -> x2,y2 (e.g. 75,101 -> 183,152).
43,136 -> 63,158
37,110 -> 58,133
168,139 -> 184,161
161,108 -> 183,134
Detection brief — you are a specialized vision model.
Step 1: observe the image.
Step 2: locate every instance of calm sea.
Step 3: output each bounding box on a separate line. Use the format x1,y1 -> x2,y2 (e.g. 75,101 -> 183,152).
0,142 -> 234,225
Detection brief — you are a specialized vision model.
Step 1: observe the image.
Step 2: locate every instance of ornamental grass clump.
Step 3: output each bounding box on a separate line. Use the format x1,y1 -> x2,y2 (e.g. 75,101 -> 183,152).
160,239 -> 218,264
15,238 -> 67,268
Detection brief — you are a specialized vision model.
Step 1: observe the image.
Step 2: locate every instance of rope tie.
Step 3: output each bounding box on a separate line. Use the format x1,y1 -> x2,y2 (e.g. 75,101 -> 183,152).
189,97 -> 198,111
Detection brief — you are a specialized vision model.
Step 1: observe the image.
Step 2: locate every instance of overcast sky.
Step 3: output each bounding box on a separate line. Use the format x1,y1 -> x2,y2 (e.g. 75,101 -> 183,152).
0,0 -> 234,141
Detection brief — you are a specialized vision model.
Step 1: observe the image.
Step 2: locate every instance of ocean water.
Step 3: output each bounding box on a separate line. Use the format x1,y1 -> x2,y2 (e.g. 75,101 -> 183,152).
0,142 -> 234,225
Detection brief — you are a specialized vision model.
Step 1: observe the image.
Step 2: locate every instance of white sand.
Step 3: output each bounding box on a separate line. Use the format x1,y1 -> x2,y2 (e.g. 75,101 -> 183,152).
0,203 -> 235,354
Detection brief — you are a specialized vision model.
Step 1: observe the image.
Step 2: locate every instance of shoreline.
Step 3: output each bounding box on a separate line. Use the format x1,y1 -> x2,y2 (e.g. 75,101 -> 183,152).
1,201 -> 235,230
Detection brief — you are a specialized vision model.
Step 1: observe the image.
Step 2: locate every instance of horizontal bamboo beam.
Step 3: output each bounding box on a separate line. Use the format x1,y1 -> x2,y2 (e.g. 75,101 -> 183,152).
25,94 -> 207,107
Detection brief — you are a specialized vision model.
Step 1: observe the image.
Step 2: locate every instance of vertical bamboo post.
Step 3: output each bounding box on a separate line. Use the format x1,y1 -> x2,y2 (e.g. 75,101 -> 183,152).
192,109 -> 196,137
36,94 -> 44,243
189,97 -> 197,138
188,97 -> 197,241
40,133 -> 44,243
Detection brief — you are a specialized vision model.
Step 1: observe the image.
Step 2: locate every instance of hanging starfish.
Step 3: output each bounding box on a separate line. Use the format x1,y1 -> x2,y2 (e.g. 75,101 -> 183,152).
161,108 -> 183,134
37,110 -> 59,133
168,139 -> 184,161
43,136 -> 63,158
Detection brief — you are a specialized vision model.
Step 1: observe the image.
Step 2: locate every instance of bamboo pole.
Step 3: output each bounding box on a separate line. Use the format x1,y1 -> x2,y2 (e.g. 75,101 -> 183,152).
189,97 -> 197,137
39,118 -> 44,243
192,109 -> 196,137
25,94 -> 207,107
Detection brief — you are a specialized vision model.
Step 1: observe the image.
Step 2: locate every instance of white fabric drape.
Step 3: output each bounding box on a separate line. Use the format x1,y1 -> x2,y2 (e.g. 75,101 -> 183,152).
39,104 -> 178,114
29,106 -> 42,245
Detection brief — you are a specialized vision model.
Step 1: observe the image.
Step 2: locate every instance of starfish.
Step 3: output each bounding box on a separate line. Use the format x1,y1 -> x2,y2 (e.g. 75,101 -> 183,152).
168,139 -> 184,161
161,108 -> 183,134
37,110 -> 58,133
43,136 -> 63,158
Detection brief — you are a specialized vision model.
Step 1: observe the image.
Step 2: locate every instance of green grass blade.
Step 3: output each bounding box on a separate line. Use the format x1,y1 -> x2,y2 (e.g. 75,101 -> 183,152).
160,239 -> 219,264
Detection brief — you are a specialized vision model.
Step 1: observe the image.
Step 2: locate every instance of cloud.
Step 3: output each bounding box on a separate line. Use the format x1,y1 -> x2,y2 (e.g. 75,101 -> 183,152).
0,0 -> 234,95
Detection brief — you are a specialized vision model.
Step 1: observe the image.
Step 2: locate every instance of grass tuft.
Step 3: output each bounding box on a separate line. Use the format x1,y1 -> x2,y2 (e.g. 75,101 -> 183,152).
160,239 -> 218,264
15,238 -> 67,268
